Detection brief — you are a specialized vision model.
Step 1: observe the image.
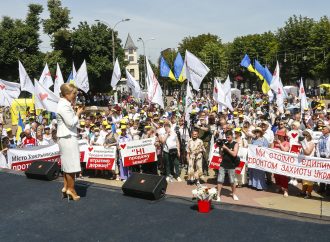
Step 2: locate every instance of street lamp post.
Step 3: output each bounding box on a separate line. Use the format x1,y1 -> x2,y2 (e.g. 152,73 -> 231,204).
137,37 -> 155,89
95,18 -> 130,103
95,19 -> 130,64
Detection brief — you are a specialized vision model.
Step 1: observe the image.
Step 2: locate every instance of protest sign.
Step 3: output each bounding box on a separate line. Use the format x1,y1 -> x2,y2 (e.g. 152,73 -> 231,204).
7,144 -> 60,171
120,138 -> 157,167
208,144 -> 221,170
86,146 -> 116,170
6,142 -> 111,171
208,144 -> 246,173
248,145 -> 330,184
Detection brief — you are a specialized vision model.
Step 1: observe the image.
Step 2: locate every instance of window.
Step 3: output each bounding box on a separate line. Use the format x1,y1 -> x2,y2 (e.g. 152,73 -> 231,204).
129,49 -> 134,54
125,55 -> 128,60
130,69 -> 135,76
129,56 -> 134,62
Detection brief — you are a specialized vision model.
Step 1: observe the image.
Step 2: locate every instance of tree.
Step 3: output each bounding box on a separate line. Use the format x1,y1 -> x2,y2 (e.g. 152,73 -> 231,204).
43,0 -> 71,36
308,16 -> 330,82
43,0 -> 72,76
277,15 -> 315,83
177,34 -> 226,92
70,21 -> 126,91
0,4 -> 44,82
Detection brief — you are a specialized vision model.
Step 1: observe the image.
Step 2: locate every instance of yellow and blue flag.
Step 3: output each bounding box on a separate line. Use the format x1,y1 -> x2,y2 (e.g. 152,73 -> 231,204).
16,112 -> 25,141
254,60 -> 270,94
160,56 -> 176,81
66,71 -> 74,84
264,66 -> 273,86
254,60 -> 265,81
174,53 -> 185,82
240,54 -> 255,73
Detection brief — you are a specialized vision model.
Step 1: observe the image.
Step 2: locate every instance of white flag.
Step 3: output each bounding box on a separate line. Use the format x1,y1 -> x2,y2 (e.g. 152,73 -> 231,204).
268,89 -> 274,102
146,58 -> 164,108
184,81 -> 194,127
146,57 -> 154,100
270,62 -> 284,113
72,62 -> 77,79
75,60 -> 89,93
34,79 -> 59,113
183,50 -> 210,91
126,69 -> 141,99
213,78 -> 220,103
111,58 -> 121,88
54,63 -> 64,97
299,78 -> 308,112
19,60 -> 34,94
218,75 -> 233,111
0,79 -> 21,107
39,63 -> 54,89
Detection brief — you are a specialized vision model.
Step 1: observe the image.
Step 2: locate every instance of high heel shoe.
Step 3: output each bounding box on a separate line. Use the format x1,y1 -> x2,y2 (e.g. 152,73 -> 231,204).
61,188 -> 67,199
66,190 -> 80,201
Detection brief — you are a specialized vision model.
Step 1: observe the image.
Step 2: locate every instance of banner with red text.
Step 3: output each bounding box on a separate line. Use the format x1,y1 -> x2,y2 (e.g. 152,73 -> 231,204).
120,138 -> 157,167
248,145 -> 330,184
7,142 -> 103,171
208,144 -> 222,170
7,144 -> 60,171
86,146 -> 116,170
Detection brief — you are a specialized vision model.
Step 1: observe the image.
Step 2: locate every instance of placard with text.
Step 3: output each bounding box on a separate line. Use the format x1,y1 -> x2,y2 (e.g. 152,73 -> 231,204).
120,138 -> 157,167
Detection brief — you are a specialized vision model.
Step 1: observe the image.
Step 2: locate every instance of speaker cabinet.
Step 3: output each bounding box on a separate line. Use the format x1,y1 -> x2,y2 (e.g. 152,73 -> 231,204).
122,173 -> 167,200
25,161 -> 60,181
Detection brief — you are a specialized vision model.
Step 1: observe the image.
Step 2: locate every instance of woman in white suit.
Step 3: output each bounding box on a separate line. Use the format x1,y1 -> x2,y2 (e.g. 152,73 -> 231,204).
57,83 -> 84,201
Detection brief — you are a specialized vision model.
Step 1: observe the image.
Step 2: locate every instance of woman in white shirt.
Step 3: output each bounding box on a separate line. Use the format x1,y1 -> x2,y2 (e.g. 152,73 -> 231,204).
57,83 -> 84,201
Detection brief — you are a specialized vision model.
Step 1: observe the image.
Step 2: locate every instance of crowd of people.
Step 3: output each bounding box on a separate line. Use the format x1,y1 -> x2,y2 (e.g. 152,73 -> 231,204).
1,90 -> 330,202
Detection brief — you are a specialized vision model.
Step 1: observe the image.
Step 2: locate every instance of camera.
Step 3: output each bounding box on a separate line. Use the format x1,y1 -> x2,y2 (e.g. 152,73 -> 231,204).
216,138 -> 227,148
298,136 -> 305,142
190,113 -> 198,125
138,121 -> 146,137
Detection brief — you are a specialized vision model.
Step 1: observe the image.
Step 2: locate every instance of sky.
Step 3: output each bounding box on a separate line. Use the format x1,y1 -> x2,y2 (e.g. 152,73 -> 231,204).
1,0 -> 329,64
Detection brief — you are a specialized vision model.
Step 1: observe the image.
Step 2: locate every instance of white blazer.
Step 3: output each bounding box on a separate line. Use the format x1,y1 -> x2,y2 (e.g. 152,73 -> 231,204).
56,98 -> 79,138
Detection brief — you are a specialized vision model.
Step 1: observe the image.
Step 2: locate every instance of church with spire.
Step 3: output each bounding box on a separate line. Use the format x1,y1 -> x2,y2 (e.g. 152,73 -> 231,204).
117,33 -> 140,93
124,33 -> 140,81
117,34 -> 140,92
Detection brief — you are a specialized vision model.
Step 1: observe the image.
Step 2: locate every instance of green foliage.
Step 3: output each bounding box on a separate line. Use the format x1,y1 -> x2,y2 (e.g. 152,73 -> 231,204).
0,4 -> 44,81
43,0 -> 71,36
0,0 -> 329,94
71,21 -> 126,91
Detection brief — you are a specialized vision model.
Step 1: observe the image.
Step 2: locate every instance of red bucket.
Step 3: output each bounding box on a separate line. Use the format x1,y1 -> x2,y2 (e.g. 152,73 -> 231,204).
198,200 -> 211,213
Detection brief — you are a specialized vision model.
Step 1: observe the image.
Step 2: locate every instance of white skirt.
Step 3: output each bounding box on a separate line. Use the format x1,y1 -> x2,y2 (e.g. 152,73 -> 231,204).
58,135 -> 81,173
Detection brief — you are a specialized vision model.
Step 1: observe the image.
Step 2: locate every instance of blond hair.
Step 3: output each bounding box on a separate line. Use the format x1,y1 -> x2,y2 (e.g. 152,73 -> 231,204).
60,83 -> 77,97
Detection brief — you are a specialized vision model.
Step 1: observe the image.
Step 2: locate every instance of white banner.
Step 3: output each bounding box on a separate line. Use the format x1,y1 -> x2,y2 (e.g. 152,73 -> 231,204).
120,138 -> 157,167
85,146 -> 116,170
6,142 -> 114,171
247,145 -> 330,184
7,144 -> 60,171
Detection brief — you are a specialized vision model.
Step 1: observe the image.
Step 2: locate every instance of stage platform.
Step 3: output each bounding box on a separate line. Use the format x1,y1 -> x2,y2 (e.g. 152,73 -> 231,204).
0,171 -> 329,242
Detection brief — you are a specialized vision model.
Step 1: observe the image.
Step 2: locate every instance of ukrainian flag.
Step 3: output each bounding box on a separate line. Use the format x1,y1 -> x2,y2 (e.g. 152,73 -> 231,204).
66,71 -> 76,84
254,60 -> 265,81
160,56 -> 176,81
264,66 -> 273,86
174,53 -> 185,82
240,54 -> 256,73
16,112 -> 25,142
254,60 -> 270,94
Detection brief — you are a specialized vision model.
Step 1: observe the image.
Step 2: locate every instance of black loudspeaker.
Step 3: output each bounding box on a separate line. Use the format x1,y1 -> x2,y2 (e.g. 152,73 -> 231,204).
122,173 -> 167,200
25,161 -> 60,181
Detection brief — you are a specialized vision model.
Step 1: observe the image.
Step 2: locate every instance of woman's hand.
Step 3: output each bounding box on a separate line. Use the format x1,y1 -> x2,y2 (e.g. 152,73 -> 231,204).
76,106 -> 85,117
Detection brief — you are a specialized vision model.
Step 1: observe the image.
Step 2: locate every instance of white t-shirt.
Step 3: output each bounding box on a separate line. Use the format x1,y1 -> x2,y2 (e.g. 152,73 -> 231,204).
163,132 -> 178,152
